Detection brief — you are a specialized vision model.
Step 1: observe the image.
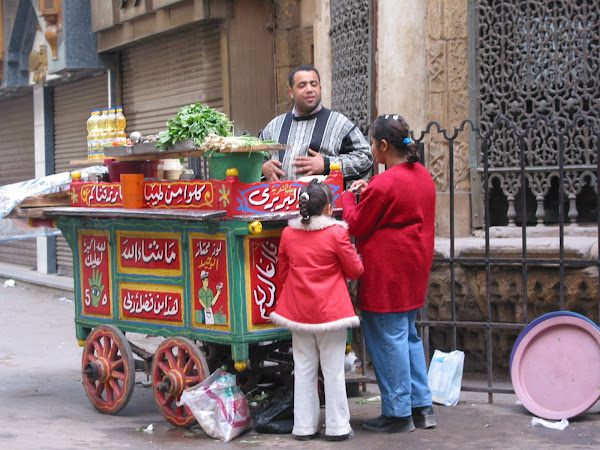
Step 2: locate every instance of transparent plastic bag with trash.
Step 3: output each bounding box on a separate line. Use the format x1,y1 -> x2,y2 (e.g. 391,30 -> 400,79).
178,368 -> 253,442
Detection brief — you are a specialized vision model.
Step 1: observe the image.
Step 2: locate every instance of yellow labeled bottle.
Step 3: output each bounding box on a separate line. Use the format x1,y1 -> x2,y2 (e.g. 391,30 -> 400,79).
115,106 -> 127,144
106,108 -> 117,148
96,108 -> 109,157
86,109 -> 100,159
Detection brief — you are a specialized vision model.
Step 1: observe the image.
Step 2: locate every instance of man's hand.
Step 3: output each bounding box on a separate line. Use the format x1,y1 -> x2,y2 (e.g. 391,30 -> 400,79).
293,149 -> 325,176
263,160 -> 285,182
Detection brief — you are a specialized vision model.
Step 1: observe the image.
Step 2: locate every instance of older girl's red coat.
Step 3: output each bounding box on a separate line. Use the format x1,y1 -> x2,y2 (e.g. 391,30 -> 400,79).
341,162 -> 436,313
269,215 -> 363,333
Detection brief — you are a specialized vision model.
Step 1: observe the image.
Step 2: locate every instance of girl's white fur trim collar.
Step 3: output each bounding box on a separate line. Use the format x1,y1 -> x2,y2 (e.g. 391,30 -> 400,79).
269,312 -> 360,332
288,215 -> 348,231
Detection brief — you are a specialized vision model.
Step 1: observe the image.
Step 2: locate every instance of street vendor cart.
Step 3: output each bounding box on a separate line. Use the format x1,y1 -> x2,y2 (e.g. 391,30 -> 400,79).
19,144 -> 349,427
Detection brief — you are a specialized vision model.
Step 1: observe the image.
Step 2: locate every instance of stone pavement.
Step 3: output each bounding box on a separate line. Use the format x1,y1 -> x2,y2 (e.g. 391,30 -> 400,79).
1,264 -> 599,449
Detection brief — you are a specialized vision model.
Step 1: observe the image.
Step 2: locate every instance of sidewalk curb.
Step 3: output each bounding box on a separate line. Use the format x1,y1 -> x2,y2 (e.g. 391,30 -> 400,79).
0,262 -> 73,292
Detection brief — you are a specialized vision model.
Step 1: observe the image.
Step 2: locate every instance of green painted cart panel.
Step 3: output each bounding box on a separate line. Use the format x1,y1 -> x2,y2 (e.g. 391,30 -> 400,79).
57,214 -> 291,363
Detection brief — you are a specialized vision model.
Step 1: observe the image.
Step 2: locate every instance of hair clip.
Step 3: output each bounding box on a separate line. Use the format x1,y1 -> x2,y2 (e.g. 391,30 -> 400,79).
300,192 -> 310,201
384,114 -> 399,120
403,137 -> 411,145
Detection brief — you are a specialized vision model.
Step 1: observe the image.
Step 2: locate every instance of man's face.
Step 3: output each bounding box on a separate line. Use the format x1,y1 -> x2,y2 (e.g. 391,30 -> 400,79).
289,70 -> 321,115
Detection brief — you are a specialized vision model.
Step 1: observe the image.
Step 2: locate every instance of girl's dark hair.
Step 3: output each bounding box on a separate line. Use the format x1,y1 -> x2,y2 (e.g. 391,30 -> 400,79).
370,114 -> 420,163
298,179 -> 333,224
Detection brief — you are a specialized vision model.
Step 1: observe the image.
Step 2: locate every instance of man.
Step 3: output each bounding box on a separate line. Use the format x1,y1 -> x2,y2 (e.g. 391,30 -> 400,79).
261,65 -> 373,182
197,270 -> 222,325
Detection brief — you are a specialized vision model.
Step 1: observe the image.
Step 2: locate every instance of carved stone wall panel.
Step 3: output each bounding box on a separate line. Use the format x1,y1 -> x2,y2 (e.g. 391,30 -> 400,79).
426,41 -> 447,93
444,0 -> 468,40
452,140 -> 470,191
447,40 -> 468,92
448,90 -> 468,130
428,138 -> 449,191
427,91 -> 448,129
426,0 -> 444,41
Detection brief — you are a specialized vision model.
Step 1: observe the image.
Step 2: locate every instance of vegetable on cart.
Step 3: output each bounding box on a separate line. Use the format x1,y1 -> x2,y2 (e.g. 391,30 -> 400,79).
157,104 -> 234,150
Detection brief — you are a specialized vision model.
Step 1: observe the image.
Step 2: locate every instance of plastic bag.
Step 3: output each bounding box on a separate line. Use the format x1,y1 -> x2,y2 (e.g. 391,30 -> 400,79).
427,349 -> 465,406
254,386 -> 294,434
179,368 -> 253,442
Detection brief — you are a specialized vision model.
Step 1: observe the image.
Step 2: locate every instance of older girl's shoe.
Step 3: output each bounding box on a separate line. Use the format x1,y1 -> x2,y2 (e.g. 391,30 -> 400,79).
362,415 -> 415,433
412,406 -> 436,429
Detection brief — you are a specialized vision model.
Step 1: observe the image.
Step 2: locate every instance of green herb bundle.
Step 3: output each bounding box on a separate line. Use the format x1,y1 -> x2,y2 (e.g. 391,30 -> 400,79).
157,104 -> 234,150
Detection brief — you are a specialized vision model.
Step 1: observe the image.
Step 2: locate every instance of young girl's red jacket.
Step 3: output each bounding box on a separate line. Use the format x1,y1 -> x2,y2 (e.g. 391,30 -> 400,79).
269,215 -> 364,333
341,162 -> 436,313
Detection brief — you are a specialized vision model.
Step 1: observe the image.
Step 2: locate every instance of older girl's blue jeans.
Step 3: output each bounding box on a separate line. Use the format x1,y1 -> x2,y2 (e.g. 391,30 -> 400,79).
361,309 -> 432,417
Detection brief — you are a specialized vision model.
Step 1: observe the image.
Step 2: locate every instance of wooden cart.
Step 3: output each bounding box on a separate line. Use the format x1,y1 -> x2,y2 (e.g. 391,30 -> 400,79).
24,154 -> 349,427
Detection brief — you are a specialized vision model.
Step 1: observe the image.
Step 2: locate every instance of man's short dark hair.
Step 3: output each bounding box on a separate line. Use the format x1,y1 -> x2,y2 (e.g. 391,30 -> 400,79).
288,65 -> 320,88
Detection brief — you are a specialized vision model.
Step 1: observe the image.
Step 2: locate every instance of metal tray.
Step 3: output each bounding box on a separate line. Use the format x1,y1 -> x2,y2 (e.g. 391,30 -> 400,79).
170,138 -> 196,152
103,145 -> 134,157
103,142 -> 162,157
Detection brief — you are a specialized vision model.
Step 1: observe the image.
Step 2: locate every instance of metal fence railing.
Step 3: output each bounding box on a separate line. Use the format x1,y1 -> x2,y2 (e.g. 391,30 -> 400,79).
414,117 -> 600,403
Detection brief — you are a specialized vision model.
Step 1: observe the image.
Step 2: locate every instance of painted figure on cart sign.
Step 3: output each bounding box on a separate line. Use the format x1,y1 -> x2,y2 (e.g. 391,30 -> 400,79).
197,270 -> 223,325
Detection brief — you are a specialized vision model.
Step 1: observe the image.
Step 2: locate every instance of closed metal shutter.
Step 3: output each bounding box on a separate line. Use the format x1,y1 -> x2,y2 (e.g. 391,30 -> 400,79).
54,74 -> 108,276
0,94 -> 37,268
121,22 -> 223,136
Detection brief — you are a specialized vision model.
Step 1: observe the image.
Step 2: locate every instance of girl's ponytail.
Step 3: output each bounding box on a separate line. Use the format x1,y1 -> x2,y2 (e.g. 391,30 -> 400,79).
371,114 -> 420,163
298,178 -> 333,224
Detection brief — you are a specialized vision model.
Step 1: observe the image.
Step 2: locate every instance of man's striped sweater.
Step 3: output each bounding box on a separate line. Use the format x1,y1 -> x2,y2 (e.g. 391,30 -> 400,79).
260,106 -> 373,181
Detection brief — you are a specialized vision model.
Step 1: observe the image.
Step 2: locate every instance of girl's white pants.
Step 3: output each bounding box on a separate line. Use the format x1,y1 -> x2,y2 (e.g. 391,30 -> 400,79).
291,328 -> 352,437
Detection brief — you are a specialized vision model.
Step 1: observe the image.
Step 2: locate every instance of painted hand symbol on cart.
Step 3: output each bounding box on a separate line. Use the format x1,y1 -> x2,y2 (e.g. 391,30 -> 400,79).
88,268 -> 105,308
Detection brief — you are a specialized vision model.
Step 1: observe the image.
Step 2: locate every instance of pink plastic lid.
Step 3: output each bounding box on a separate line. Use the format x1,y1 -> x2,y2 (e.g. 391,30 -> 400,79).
511,315 -> 600,419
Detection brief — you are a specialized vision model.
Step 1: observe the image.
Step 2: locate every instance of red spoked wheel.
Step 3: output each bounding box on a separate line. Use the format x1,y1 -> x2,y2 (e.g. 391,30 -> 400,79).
81,325 -> 135,414
152,337 -> 210,427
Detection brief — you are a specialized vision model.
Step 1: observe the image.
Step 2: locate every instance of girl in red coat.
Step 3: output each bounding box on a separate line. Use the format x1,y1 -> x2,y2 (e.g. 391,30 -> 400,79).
270,179 -> 363,441
342,114 -> 436,433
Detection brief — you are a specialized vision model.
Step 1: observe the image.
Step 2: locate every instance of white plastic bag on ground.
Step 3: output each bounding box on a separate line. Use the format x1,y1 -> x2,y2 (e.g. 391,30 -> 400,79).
427,349 -> 465,406
179,368 -> 253,442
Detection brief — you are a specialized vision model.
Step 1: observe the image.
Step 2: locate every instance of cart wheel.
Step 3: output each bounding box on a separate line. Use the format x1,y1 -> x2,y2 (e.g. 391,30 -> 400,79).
152,337 -> 210,427
81,325 -> 135,415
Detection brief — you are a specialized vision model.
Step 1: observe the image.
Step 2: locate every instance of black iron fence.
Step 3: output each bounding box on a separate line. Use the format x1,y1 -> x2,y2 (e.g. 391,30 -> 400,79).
414,116 -> 600,402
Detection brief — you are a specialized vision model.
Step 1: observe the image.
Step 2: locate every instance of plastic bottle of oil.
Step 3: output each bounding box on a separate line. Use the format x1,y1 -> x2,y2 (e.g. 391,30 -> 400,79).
97,108 -> 109,156
86,109 -> 100,159
115,106 -> 127,144
106,107 -> 117,147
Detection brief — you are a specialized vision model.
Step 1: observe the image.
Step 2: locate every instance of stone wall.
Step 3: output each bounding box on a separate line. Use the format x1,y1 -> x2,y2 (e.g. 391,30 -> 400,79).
427,261 -> 599,375
425,0 -> 472,237
273,0 -> 317,116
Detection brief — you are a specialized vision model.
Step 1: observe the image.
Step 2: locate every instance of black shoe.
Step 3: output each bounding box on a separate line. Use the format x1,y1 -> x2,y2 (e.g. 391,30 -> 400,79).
293,431 -> 320,441
363,415 -> 415,433
325,428 -> 354,441
412,405 -> 436,429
